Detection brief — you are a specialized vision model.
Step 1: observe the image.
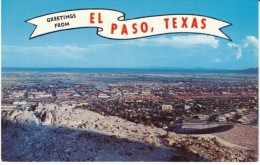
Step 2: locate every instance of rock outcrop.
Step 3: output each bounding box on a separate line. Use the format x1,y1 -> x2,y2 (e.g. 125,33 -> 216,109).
1,104 -> 257,162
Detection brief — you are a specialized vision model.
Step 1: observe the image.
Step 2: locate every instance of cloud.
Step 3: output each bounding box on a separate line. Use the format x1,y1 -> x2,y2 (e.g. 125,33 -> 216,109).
244,36 -> 258,48
128,35 -> 219,48
2,44 -> 125,60
213,59 -> 221,63
226,35 -> 258,60
227,43 -> 242,60
2,35 -> 220,60
227,43 -> 238,48
2,45 -> 89,59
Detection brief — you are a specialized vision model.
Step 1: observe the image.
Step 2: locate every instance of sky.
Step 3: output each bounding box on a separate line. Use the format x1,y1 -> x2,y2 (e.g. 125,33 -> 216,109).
1,0 -> 259,69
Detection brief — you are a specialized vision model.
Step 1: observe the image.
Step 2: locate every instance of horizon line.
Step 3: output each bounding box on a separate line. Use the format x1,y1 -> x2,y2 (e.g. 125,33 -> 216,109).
1,67 -> 258,71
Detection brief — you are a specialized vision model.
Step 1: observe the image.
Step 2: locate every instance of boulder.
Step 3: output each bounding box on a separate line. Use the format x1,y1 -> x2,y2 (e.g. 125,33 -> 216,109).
14,111 -> 39,127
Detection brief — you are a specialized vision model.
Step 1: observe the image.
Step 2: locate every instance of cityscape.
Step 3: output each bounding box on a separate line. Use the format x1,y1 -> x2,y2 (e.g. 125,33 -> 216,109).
1,68 -> 258,161
1,0 -> 258,163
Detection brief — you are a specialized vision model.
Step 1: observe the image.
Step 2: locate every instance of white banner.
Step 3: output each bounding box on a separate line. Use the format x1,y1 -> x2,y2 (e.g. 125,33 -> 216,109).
27,9 -> 231,40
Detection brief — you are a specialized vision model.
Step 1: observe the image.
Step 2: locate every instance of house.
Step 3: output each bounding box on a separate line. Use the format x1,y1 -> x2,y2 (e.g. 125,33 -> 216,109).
13,100 -> 27,106
224,113 -> 233,120
162,104 -> 173,111
196,115 -> 209,120
216,116 -> 227,123
98,93 -> 110,99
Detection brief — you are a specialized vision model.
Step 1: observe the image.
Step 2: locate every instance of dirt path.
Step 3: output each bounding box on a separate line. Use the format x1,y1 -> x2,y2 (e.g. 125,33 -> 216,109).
213,124 -> 258,153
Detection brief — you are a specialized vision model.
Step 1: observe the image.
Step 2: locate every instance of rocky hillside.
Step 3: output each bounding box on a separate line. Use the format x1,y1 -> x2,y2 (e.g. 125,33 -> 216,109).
1,103 -> 257,161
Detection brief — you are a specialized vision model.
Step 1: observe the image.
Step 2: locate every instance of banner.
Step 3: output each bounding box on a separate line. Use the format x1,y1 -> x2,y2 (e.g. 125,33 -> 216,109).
27,9 -> 231,40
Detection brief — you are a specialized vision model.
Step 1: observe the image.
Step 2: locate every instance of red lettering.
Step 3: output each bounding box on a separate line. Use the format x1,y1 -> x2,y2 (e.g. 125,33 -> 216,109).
164,18 -> 169,29
140,22 -> 148,33
191,18 -> 198,28
98,13 -> 103,23
172,18 -> 177,28
201,18 -> 206,29
90,13 -> 95,24
132,23 -> 138,34
121,24 -> 128,35
181,17 -> 188,28
111,23 -> 117,34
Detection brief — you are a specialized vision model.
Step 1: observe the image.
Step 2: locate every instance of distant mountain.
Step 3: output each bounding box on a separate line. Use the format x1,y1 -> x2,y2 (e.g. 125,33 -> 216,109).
235,68 -> 258,73
2,67 -> 258,74
147,67 -> 258,73
147,66 -> 222,71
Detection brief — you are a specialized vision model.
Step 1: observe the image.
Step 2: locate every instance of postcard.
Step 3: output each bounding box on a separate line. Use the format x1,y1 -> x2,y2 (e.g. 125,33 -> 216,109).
1,0 -> 258,162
